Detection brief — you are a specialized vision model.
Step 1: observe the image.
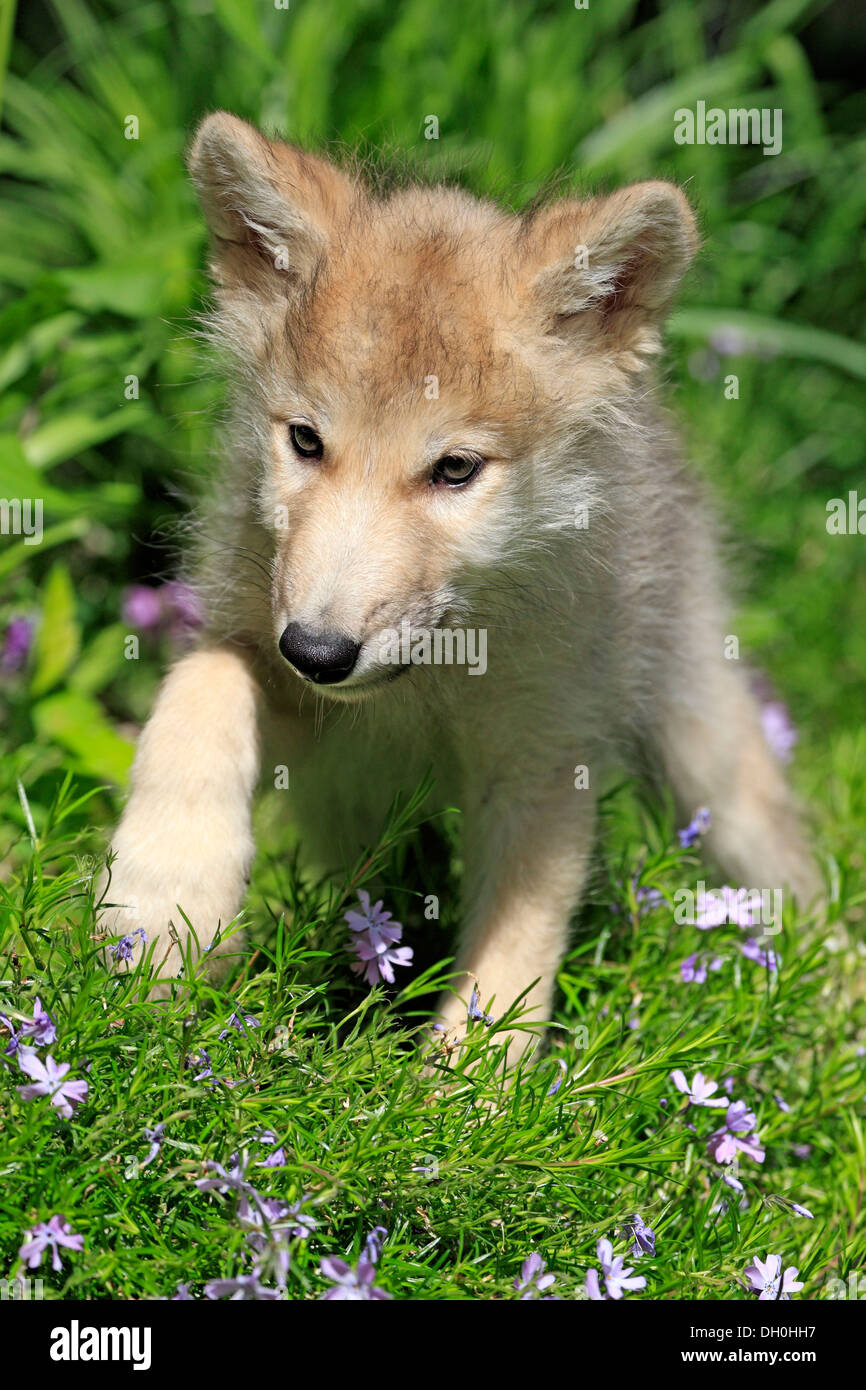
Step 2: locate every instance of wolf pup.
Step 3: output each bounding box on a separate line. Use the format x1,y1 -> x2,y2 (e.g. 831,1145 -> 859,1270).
102,112 -> 818,1061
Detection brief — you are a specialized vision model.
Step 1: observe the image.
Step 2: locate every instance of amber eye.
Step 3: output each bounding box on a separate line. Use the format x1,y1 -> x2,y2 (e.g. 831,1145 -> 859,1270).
432,454 -> 482,487
289,422 -> 324,460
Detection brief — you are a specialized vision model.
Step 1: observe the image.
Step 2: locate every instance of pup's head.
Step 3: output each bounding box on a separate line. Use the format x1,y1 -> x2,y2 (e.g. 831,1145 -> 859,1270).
189,112 -> 696,697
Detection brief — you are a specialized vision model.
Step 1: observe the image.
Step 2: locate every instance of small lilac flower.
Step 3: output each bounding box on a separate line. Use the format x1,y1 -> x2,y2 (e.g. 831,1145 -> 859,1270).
634,883 -> 664,913
741,937 -> 780,971
585,1238 -> 646,1300
793,1144 -> 812,1160
19,1215 -> 84,1272
364,1226 -> 387,1264
1,616 -> 34,672
678,807 -> 711,848
218,1010 -> 260,1040
696,885 -> 762,930
468,986 -> 494,1027
670,1070 -> 728,1108
761,702 -> 797,764
20,997 -> 57,1047
514,1251 -> 558,1299
163,581 -> 205,642
108,927 -> 148,963
724,1099 -> 758,1133
320,1253 -> 391,1300
255,1130 -> 287,1168
707,1127 -> 765,1165
722,1172 -> 745,1193
142,1122 -> 165,1167
349,925 -> 413,987
744,1254 -> 803,1300
0,1013 -> 21,1056
345,891 -> 413,985
344,889 -> 397,937
680,952 -> 723,984
17,1049 -> 88,1118
627,1213 -> 656,1258
774,1094 -> 791,1113
185,1049 -> 213,1081
547,1059 -> 567,1096
205,1273 -> 281,1301
774,1196 -> 814,1220
172,1284 -> 193,1300
196,1154 -> 262,1205
122,585 -> 164,630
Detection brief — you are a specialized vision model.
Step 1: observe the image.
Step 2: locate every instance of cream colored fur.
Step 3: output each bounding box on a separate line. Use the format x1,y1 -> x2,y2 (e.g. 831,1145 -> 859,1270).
101,113 -> 819,1063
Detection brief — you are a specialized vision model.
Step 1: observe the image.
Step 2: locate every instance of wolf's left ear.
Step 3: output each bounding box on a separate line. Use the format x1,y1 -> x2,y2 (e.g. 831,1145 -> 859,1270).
188,111 -> 355,293
522,182 -> 698,361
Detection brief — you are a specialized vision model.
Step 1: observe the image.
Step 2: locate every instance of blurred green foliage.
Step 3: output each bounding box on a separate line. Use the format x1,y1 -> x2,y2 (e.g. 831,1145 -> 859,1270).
0,0 -> 864,817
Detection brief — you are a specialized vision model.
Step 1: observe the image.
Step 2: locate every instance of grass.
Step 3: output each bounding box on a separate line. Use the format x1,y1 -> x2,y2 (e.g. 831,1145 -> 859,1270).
1,0 -> 865,1301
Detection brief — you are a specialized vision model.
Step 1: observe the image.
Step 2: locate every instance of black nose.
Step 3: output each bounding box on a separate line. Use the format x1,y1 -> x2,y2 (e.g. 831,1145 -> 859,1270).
278,623 -> 360,684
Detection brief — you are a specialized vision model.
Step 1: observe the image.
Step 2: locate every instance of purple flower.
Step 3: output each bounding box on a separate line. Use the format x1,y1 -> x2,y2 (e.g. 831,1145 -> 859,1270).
722,1172 -> 745,1193
17,1049 -> 88,1118
255,1130 -> 287,1168
122,585 -> 164,630
670,1070 -> 728,1108
468,986 -> 495,1027
2,997 -> 57,1056
0,1013 -> 20,1056
218,1010 -> 260,1040
108,927 -> 148,963
761,702 -> 797,764
1,616 -> 34,672
774,1094 -> 791,1113
723,1099 -> 758,1133
364,1226 -> 387,1264
627,1213 -> 656,1258
696,885 -> 761,930
547,1059 -> 567,1096
205,1273 -> 281,1301
350,932 -> 413,987
514,1251 -> 558,1299
707,1127 -> 765,1165
19,1215 -> 84,1272
163,580 -> 205,636
774,1196 -> 814,1220
741,937 -> 781,971
320,1252 -> 392,1300
346,896 -> 413,987
680,952 -> 723,984
195,1154 -> 262,1204
744,1254 -> 803,1300
142,1122 -> 165,1166
344,889 -> 396,936
678,807 -> 711,848
634,883 -> 664,913
21,997 -> 57,1047
172,1284 -> 193,1300
185,1049 -> 213,1081
585,1238 -> 646,1300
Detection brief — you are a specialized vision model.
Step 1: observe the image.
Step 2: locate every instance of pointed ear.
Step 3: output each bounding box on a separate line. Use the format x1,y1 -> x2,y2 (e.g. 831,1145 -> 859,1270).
522,182 -> 698,363
187,111 -> 355,294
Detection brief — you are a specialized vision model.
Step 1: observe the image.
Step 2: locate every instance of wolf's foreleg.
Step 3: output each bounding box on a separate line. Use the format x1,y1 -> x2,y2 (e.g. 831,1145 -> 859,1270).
100,645 -> 261,994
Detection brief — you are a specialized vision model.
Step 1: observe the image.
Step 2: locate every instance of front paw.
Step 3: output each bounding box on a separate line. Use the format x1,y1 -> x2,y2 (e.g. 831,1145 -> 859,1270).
98,867 -> 246,998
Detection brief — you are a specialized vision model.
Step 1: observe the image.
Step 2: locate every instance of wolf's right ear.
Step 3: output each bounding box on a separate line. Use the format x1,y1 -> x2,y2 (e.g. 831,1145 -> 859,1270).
188,112 -> 354,294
